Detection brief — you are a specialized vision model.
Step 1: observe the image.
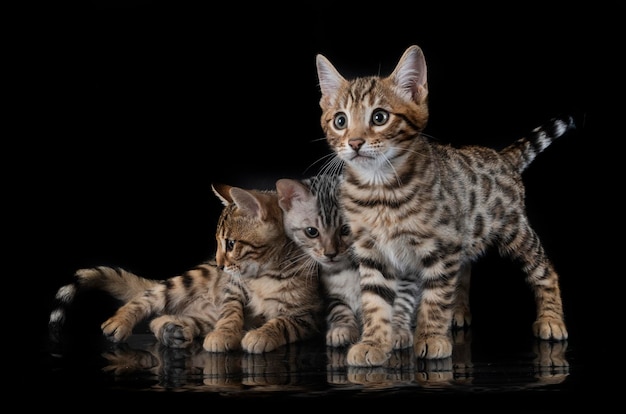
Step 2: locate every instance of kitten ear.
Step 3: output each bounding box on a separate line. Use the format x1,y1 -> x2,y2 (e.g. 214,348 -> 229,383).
211,183 -> 233,206
276,178 -> 313,212
316,54 -> 345,108
228,187 -> 268,220
390,45 -> 428,104
212,184 -> 267,219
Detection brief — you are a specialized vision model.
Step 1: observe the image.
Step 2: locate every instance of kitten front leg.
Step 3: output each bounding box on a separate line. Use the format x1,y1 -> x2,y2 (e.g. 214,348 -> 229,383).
327,320 -> 360,347
413,262 -> 460,359
242,313 -> 320,353
326,304 -> 360,347
346,264 -> 395,367
203,300 -> 245,352
322,270 -> 362,347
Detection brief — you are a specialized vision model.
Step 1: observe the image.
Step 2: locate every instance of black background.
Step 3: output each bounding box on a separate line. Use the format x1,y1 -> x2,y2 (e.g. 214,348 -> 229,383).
14,1 -> 621,403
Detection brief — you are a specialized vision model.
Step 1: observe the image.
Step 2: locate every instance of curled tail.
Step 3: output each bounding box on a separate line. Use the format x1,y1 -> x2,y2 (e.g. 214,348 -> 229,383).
48,266 -> 159,343
501,115 -> 577,173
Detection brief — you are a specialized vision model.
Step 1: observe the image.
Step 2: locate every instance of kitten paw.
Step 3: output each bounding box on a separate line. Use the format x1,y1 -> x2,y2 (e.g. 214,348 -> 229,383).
533,317 -> 568,341
346,343 -> 390,367
101,318 -> 132,342
158,322 -> 194,348
326,325 -> 359,347
414,334 -> 453,359
241,330 -> 281,353
101,346 -> 158,375
203,331 -> 242,352
451,309 -> 472,329
533,340 -> 569,369
391,329 -> 413,349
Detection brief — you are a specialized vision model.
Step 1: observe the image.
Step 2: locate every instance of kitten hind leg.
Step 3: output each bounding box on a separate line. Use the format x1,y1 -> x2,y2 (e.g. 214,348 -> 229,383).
452,263 -> 472,329
501,221 -> 568,341
102,302 -> 153,343
150,315 -> 202,348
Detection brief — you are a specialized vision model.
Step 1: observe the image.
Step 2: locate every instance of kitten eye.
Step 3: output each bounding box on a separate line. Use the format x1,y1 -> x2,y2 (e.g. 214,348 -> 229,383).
371,109 -> 389,126
333,112 -> 348,130
340,224 -> 351,236
304,227 -> 319,238
226,239 -> 236,252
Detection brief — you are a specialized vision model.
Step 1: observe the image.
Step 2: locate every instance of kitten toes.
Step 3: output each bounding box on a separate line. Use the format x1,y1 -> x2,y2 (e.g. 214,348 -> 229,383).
391,329 -> 413,349
414,334 -> 453,359
157,322 -> 194,348
101,346 -> 158,375
451,309 -> 472,329
241,330 -> 281,353
533,317 -> 568,341
203,331 -> 242,352
101,318 -> 132,342
326,325 -> 359,347
346,343 -> 390,367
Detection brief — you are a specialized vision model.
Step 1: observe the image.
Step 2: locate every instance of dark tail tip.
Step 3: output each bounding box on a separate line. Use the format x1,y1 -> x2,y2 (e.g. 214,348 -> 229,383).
543,113 -> 579,140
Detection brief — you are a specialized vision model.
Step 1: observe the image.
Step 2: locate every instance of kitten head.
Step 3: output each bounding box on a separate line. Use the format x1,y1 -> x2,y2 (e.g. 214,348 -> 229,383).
212,183 -> 284,277
276,175 -> 354,273
315,45 -> 429,179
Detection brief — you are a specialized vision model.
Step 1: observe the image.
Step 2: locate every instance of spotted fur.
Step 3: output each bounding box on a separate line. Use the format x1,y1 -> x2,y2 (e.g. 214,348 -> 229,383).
315,44 -> 572,366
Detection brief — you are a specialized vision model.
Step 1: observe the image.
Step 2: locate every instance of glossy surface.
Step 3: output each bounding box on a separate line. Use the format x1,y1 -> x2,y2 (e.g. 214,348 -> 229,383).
20,3 -> 615,411
35,324 -> 593,410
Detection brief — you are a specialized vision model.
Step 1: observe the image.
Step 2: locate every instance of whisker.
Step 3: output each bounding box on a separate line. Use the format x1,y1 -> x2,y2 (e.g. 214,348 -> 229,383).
302,151 -> 340,176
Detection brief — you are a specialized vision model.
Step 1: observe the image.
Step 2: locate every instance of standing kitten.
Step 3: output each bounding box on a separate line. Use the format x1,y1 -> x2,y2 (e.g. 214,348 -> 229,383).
49,183 -> 323,353
276,174 -> 361,347
315,44 -> 572,366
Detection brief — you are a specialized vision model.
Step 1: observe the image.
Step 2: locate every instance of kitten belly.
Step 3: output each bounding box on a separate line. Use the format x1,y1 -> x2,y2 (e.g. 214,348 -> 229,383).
377,237 -> 430,274
322,268 -> 361,312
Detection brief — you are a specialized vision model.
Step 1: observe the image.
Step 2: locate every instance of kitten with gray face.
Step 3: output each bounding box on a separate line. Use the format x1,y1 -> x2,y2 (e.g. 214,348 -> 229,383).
276,174 -> 361,347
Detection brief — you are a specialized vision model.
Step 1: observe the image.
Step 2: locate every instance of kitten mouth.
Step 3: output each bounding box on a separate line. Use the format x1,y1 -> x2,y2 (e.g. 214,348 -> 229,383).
349,153 -> 374,162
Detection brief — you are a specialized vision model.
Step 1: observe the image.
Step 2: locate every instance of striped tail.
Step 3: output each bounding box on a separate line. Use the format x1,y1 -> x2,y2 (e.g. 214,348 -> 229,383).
501,115 -> 577,173
48,266 -> 159,343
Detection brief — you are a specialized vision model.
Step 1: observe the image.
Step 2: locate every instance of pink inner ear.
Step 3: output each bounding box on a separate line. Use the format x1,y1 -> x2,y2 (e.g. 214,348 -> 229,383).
276,180 -> 294,211
391,45 -> 428,103
230,187 -> 265,219
277,179 -> 314,212
276,179 -> 299,212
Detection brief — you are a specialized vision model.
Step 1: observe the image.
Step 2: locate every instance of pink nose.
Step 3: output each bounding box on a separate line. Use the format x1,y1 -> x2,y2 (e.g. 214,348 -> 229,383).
348,138 -> 365,151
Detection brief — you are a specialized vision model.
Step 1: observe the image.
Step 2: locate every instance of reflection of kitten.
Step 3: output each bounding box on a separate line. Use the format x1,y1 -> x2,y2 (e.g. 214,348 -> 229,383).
277,174 -> 361,347
101,337 -> 323,391
316,44 -> 572,366
49,183 -> 323,353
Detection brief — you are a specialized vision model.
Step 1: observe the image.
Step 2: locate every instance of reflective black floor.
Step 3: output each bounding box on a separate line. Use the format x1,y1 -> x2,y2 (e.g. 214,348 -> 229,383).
33,322 -> 595,411
20,3 -> 616,410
